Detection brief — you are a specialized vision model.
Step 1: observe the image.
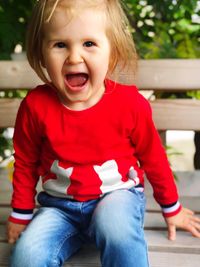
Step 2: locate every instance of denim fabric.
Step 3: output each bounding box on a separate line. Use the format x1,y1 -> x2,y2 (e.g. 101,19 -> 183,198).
10,188 -> 149,267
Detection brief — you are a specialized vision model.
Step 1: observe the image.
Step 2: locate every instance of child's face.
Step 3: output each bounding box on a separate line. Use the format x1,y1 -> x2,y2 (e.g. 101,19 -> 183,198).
42,7 -> 111,110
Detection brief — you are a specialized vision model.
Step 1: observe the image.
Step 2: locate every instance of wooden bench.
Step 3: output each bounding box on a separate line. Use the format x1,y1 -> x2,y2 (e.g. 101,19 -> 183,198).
0,59 -> 200,267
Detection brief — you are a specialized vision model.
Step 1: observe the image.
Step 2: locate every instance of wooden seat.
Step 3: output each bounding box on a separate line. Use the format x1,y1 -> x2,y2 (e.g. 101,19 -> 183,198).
0,59 -> 200,266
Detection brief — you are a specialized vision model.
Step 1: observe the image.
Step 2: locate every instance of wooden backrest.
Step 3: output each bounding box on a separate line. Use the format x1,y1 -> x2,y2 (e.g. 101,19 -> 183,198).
0,59 -> 200,130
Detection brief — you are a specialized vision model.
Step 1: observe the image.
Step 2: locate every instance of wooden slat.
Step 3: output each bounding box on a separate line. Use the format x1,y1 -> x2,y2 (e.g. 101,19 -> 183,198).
0,243 -> 12,267
148,252 -> 200,267
1,171 -> 200,212
1,170 -> 200,196
64,244 -> 200,267
1,231 -> 200,267
146,230 -> 200,254
1,98 -> 200,130
1,60 -> 200,129
145,171 -> 200,197
0,98 -> 21,127
0,206 -> 165,226
0,226 -> 6,242
146,196 -> 200,213
1,227 -> 200,251
0,208 -> 11,223
151,99 -> 200,130
1,60 -> 200,90
1,205 -> 199,233
1,194 -> 199,218
136,59 -> 200,90
0,61 -> 41,89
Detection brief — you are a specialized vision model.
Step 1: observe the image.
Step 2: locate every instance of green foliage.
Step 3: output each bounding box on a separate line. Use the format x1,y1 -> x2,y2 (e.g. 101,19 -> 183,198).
124,0 -> 200,59
0,89 -> 28,161
0,0 -> 199,59
0,0 -> 35,59
0,89 -> 28,99
0,129 -> 12,161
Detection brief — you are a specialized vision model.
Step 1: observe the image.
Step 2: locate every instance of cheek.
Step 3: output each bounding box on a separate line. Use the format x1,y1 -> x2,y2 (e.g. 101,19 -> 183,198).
45,56 -> 60,73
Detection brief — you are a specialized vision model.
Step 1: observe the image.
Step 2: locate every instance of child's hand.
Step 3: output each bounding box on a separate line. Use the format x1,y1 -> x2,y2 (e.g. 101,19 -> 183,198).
165,207 -> 200,240
7,221 -> 27,244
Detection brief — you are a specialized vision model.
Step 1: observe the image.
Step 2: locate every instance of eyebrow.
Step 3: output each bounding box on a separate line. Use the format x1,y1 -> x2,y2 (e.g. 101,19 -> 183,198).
44,35 -> 102,44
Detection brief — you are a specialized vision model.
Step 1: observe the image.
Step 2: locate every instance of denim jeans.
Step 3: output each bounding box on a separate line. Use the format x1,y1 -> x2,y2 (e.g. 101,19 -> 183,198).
10,188 -> 149,267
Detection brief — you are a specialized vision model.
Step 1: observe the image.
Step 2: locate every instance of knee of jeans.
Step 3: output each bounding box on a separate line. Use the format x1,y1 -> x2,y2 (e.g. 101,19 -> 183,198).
10,235 -> 58,267
91,209 -> 127,245
96,214 -> 143,244
90,190 -> 145,245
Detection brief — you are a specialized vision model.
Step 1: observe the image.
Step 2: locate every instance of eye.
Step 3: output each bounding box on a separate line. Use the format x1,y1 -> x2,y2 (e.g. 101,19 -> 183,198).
83,41 -> 96,47
54,42 -> 66,48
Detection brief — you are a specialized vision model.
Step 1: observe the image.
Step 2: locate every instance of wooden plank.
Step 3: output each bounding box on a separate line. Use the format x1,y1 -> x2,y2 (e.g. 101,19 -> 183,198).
1,98 -> 200,130
0,169 -> 12,191
1,171 -> 200,212
1,237 -> 200,267
0,208 -> 11,224
0,98 -> 21,127
0,243 -> 12,267
136,59 -> 200,90
0,61 -> 41,89
1,205 -> 199,233
1,218 -> 199,253
146,230 -> 200,254
1,59 -> 200,90
145,171 -> 200,197
1,170 -> 200,196
146,196 -> 200,213
148,251 -> 200,267
151,99 -> 200,130
0,193 -> 12,206
175,171 -> 200,196
1,194 -> 199,216
0,226 -> 6,242
1,207 -> 165,227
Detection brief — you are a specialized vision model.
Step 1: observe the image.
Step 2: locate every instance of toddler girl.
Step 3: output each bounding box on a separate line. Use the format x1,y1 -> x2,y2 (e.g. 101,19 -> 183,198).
7,1 -> 200,267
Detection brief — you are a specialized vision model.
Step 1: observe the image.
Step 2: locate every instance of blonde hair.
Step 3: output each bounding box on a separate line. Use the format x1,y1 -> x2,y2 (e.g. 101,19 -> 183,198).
26,0 -> 137,83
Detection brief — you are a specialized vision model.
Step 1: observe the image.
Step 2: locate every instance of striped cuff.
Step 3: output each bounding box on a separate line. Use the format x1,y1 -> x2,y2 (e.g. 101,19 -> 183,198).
9,209 -> 33,225
161,201 -> 182,217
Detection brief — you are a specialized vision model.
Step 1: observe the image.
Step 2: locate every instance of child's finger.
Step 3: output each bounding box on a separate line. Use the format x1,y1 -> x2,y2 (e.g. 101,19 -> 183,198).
167,224 -> 176,241
189,220 -> 200,232
188,225 -> 200,238
192,216 -> 200,223
8,237 -> 17,244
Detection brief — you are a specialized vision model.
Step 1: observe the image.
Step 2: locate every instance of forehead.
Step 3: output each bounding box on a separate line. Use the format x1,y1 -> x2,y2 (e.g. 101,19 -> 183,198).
44,0 -> 106,21
43,6 -> 108,38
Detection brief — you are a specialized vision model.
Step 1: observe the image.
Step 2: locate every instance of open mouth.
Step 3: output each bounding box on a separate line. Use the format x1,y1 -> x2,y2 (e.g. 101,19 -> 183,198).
65,73 -> 88,89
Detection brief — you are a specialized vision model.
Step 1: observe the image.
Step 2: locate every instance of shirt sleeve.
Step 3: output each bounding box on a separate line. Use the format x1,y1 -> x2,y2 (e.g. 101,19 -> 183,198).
9,96 -> 42,224
130,91 -> 181,217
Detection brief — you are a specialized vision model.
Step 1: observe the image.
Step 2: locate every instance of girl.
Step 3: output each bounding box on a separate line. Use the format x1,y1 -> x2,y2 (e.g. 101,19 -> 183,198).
7,1 -> 200,267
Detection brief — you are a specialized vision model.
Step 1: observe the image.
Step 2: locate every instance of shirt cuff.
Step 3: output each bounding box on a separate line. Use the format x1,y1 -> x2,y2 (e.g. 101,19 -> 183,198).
9,209 -> 34,225
161,201 -> 182,217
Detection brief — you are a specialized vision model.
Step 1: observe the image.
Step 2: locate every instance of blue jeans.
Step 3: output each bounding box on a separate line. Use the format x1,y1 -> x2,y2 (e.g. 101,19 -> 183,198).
10,188 -> 149,267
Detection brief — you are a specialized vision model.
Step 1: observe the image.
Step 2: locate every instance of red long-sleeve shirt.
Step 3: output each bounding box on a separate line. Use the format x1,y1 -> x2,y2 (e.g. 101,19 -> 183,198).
9,80 -> 181,224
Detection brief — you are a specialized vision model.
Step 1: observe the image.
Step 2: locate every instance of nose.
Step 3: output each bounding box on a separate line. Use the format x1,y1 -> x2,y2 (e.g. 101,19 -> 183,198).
66,48 -> 83,65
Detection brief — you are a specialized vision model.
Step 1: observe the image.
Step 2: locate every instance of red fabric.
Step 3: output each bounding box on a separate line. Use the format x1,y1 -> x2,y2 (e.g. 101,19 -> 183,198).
8,216 -> 31,225
163,205 -> 182,218
11,79 -> 180,220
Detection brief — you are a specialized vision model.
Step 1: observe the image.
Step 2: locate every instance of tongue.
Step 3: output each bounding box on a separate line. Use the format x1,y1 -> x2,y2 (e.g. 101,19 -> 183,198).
66,73 -> 88,87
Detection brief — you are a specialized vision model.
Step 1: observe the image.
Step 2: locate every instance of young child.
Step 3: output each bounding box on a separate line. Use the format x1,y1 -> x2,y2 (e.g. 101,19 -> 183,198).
7,0 -> 200,266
